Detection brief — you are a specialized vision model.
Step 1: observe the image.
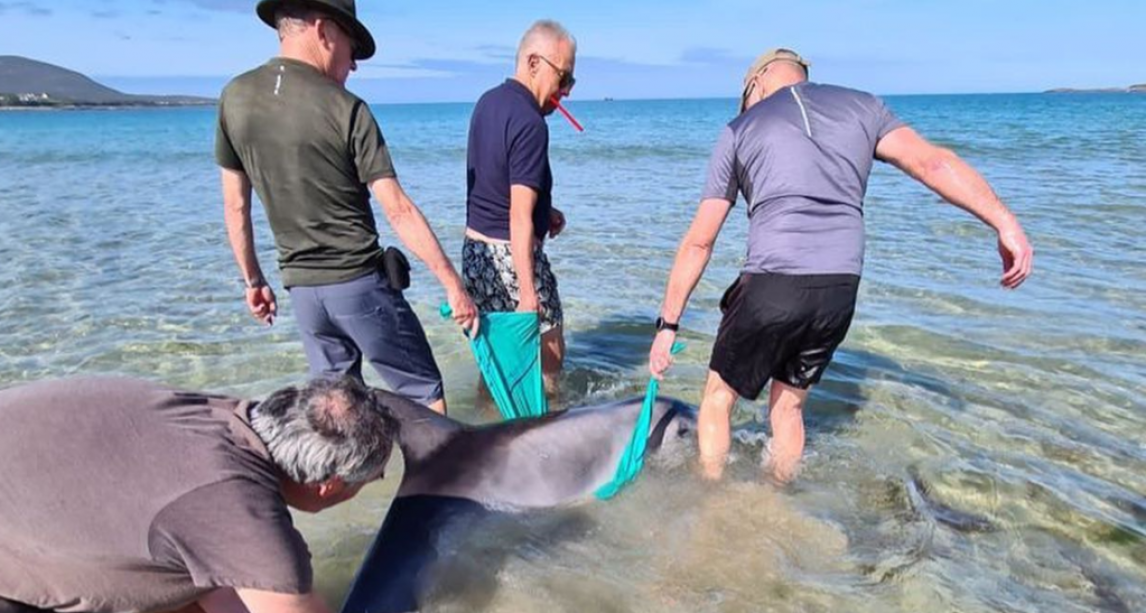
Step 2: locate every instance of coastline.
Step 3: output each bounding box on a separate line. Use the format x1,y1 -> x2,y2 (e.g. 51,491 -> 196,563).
1045,85 -> 1146,94
0,102 -> 216,112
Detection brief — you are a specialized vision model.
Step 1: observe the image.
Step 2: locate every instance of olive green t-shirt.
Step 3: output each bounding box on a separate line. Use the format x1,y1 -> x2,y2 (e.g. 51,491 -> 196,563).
216,57 -> 397,287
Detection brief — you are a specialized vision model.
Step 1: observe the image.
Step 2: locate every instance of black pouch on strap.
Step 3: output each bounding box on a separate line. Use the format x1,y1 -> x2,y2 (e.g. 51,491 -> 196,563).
382,246 -> 411,291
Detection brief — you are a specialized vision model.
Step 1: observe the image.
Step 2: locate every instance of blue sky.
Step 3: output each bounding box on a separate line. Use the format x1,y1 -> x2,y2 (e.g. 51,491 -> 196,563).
2,0 -> 1143,103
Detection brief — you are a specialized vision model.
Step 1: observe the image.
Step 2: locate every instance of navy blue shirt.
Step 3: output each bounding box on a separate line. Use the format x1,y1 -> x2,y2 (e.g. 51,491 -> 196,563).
466,79 -> 552,241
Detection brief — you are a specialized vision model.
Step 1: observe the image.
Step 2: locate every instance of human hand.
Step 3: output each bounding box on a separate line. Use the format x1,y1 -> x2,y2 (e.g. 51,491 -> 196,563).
447,286 -> 480,336
648,329 -> 678,379
245,285 -> 277,326
997,223 -> 1033,289
548,208 -> 566,239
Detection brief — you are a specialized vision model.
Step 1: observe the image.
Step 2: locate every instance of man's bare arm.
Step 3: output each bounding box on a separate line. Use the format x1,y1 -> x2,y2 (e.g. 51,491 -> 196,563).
875,126 -> 1033,288
221,168 -> 265,286
221,168 -> 276,324
658,198 -> 734,324
649,198 -> 733,377
369,177 -> 477,332
509,184 -> 540,312
234,589 -> 333,613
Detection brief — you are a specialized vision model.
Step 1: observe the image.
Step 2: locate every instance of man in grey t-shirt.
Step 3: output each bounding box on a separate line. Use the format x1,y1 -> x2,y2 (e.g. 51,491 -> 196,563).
648,48 -> 1034,482
0,376 -> 395,613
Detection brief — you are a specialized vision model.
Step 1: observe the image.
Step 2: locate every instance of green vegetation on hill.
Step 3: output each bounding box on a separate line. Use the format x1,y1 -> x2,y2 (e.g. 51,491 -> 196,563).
0,55 -> 214,107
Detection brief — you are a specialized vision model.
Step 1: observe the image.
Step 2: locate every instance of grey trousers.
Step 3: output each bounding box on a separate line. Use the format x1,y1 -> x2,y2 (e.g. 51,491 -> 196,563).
289,271 -> 444,406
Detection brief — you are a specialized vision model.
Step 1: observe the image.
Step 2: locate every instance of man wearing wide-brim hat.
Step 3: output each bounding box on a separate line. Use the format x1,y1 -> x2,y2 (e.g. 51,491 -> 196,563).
217,0 -> 479,418
649,47 -> 1034,483
256,0 -> 376,61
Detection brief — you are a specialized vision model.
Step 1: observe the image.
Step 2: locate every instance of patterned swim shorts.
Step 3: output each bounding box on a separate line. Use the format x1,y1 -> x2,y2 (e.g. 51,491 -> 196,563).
462,237 -> 563,334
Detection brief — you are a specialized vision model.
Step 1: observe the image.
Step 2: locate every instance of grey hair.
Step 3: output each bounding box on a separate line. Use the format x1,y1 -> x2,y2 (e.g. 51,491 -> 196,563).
274,2 -> 320,39
516,19 -> 577,65
250,376 -> 397,484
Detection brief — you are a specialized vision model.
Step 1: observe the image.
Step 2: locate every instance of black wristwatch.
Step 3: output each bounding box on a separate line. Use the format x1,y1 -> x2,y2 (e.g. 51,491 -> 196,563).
654,316 -> 680,332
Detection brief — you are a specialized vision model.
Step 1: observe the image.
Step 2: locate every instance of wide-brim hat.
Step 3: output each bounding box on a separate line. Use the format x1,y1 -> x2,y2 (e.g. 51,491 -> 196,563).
257,0 -> 376,61
739,48 -> 811,113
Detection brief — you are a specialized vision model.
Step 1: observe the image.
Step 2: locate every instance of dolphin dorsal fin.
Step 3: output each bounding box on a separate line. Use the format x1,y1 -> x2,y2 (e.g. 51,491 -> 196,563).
372,390 -> 462,465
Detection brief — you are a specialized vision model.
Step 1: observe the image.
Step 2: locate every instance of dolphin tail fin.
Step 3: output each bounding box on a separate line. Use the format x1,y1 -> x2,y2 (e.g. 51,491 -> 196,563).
372,389 -> 463,464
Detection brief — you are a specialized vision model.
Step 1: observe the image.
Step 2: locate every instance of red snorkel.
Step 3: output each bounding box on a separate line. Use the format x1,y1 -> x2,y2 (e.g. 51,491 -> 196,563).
550,95 -> 584,132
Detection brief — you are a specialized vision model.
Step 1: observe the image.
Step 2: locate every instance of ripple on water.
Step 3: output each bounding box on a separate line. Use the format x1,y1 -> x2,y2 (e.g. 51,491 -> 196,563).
2,96 -> 1145,611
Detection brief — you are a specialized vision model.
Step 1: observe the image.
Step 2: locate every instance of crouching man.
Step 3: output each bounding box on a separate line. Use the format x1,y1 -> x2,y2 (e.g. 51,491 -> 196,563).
0,375 -> 395,613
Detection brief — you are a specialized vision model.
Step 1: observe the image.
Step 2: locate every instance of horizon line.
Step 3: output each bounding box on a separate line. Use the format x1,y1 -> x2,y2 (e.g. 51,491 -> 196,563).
81,83 -> 1144,107
362,90 -> 1137,106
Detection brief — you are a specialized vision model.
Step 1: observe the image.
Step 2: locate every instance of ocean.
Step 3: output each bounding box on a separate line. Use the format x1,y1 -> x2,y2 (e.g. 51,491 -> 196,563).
1,92 -> 1144,611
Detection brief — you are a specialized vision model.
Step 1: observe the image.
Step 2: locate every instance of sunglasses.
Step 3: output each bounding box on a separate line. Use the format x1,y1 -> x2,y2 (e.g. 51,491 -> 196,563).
740,79 -> 757,112
536,54 -> 576,91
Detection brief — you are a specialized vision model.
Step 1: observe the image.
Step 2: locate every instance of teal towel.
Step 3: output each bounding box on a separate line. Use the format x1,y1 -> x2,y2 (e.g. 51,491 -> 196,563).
441,304 -> 547,419
595,341 -> 685,500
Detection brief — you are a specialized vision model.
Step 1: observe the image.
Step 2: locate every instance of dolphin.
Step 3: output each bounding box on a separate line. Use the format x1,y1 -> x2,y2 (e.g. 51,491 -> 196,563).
340,391 -> 697,613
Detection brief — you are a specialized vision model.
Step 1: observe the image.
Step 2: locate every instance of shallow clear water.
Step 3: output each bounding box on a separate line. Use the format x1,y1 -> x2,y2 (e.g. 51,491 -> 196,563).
1,92 -> 1144,611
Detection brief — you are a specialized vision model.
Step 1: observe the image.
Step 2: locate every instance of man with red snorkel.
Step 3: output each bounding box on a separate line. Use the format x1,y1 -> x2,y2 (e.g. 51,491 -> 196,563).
462,20 -> 577,397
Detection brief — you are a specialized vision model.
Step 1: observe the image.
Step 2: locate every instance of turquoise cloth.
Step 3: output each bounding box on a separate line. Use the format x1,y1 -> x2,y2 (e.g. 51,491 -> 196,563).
595,342 -> 685,500
441,304 -> 547,419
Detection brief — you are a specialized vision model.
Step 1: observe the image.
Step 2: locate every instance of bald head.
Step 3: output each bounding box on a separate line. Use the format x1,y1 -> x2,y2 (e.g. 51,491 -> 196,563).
741,59 -> 809,113
765,60 -> 808,81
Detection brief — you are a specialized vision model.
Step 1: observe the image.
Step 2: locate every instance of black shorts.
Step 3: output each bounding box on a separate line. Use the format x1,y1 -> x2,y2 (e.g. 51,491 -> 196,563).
709,272 -> 860,399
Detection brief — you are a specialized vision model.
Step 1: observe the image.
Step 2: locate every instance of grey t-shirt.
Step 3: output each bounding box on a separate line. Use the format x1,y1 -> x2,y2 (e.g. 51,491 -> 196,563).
216,57 -> 397,288
702,82 -> 905,275
0,378 -> 311,613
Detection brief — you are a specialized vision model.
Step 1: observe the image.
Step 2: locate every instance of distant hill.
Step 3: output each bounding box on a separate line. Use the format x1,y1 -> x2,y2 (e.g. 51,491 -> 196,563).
0,56 -> 214,107
1046,83 -> 1146,94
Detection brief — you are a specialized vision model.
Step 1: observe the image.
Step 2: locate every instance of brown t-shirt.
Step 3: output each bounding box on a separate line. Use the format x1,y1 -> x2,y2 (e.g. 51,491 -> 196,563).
0,378 -> 311,613
215,57 -> 398,288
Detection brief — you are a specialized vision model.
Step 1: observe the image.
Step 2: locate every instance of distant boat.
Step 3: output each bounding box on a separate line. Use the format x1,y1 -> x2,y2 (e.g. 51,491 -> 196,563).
603,97 -> 615,102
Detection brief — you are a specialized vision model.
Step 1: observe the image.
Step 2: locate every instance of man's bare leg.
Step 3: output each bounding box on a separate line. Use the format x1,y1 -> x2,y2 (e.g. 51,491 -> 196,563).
767,381 -> 810,483
697,370 -> 740,480
162,588 -> 246,613
473,375 -> 499,418
541,325 -> 565,399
